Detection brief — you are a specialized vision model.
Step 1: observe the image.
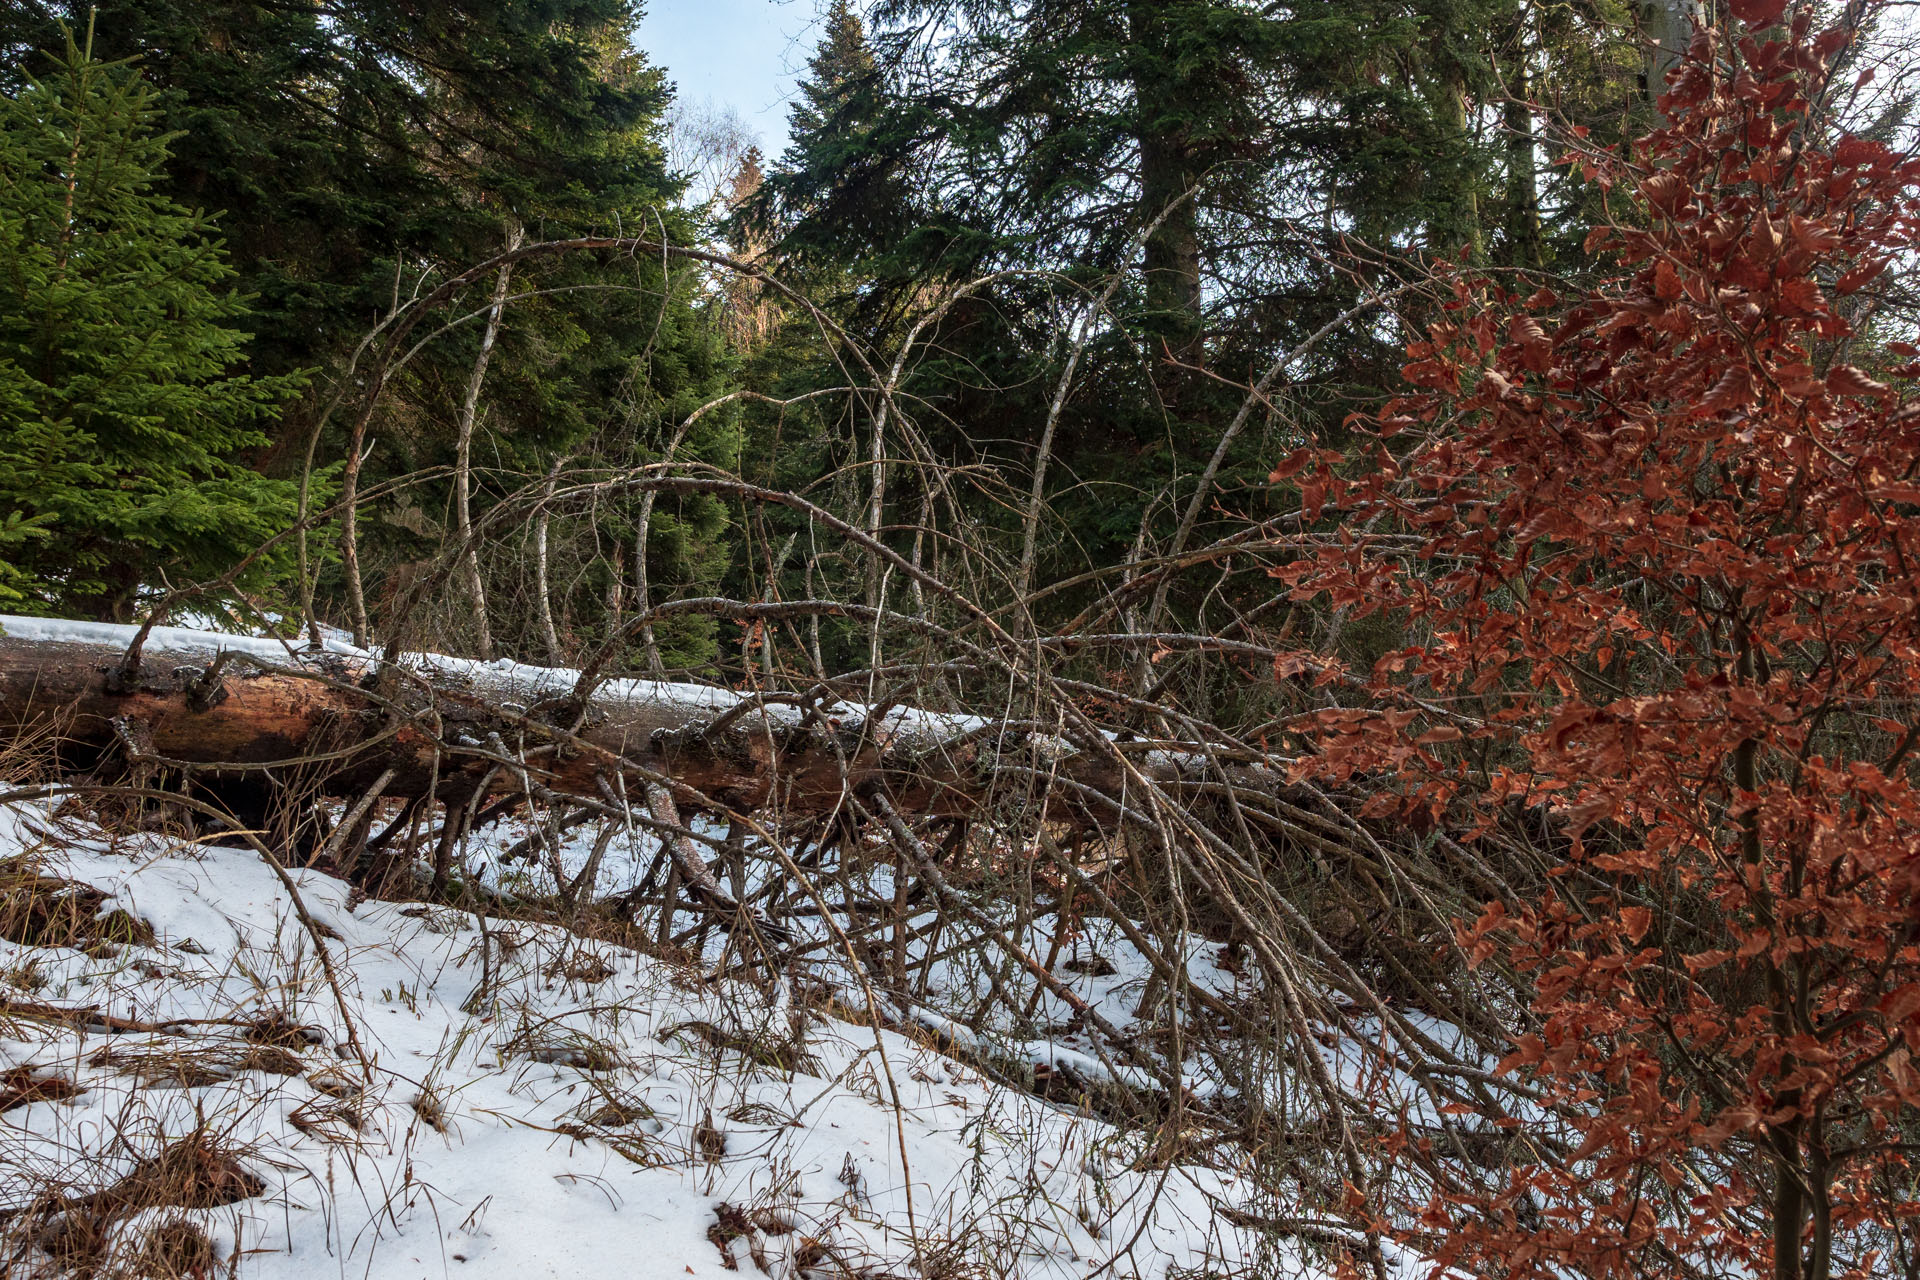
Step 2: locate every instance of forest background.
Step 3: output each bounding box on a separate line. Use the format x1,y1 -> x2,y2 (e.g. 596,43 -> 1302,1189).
0,0 -> 1760,665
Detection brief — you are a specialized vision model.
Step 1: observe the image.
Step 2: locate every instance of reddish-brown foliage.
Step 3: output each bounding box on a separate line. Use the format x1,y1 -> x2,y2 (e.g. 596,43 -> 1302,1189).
1276,7 -> 1920,1279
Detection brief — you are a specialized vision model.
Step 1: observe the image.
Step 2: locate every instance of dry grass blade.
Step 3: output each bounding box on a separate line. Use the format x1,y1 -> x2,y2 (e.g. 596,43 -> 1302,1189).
0,1065 -> 84,1114
89,1130 -> 265,1216
87,1043 -> 304,1089
0,856 -> 154,955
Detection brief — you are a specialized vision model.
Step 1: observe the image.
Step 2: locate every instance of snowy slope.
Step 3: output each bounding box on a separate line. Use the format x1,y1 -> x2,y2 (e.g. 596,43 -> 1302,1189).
0,797 -> 1314,1280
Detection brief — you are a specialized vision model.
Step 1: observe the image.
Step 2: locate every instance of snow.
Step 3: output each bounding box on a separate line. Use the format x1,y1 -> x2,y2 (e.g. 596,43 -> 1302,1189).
0,613 -> 992,740
0,795 -> 1316,1280
0,613 -> 746,719
0,613 -> 348,663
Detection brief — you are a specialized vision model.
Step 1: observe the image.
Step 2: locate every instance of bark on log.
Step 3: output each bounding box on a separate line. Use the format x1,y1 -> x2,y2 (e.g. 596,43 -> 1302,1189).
0,619 -> 1260,827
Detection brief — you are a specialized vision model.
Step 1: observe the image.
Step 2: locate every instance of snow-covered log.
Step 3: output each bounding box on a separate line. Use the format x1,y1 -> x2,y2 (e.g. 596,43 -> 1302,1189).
0,616 -> 1258,828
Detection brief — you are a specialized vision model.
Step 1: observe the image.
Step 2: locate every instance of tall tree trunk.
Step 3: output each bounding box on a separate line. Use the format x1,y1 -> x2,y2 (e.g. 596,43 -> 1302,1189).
1430,68 -> 1483,260
453,223 -> 522,660
1136,131 -> 1202,342
340,436 -> 372,648
1127,0 -> 1204,399
633,413 -> 698,676
534,455 -> 565,663
1502,15 -> 1543,270
1643,0 -> 1699,118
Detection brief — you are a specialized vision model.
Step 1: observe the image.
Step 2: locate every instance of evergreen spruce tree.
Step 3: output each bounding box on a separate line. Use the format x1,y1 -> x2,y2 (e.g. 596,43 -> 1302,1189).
792,1 -> 874,142
0,27 -> 303,620
756,0 -> 911,294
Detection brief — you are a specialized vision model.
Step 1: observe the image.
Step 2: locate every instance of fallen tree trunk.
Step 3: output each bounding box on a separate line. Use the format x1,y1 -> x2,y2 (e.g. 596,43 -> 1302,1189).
0,617 -> 1277,830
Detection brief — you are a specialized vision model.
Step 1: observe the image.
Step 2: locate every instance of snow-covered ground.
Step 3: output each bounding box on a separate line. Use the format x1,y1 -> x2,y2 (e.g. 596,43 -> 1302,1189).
461,807 -> 1257,1098
0,795 -> 1347,1280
